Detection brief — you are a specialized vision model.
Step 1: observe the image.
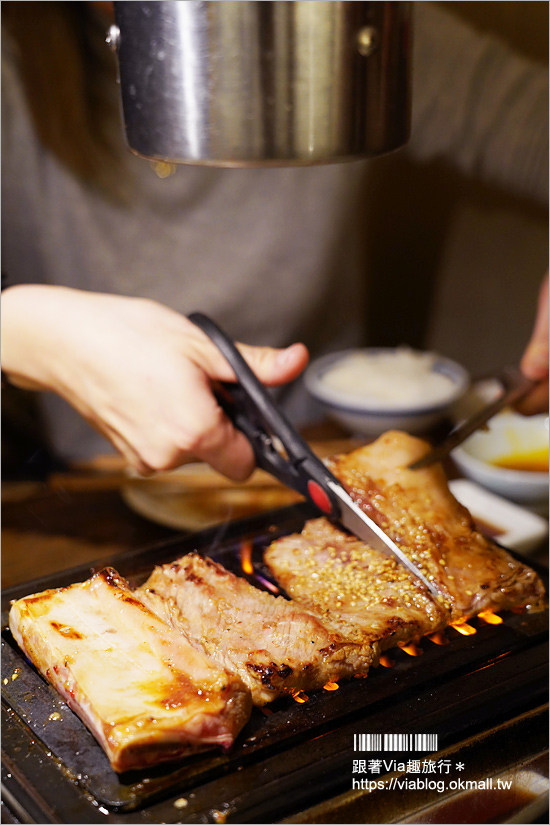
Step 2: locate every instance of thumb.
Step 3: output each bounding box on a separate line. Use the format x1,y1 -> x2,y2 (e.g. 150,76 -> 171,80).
185,316 -> 309,385
237,342 -> 310,386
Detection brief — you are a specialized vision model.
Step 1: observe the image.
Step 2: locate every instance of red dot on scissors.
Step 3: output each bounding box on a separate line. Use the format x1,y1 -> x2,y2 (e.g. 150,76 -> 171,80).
307,480 -> 332,514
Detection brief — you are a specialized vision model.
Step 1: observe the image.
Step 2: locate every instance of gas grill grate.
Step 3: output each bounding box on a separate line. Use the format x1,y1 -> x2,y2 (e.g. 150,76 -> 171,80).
2,503 -> 548,823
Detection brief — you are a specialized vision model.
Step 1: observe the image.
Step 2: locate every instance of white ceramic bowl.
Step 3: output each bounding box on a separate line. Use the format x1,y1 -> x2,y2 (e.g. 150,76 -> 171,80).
452,412 -> 549,506
305,348 -> 469,437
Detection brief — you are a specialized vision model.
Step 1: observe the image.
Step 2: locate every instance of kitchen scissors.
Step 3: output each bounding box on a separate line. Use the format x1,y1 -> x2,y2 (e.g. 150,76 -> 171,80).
188,313 -> 441,599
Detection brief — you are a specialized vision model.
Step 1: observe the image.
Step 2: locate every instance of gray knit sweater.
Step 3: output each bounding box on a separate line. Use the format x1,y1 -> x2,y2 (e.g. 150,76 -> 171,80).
2,3 -> 547,461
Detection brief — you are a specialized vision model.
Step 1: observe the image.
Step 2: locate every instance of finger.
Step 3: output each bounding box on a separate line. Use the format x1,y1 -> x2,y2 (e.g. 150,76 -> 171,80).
155,373 -> 258,480
175,382 -> 257,480
185,321 -> 309,386
107,408 -> 255,480
183,338 -> 309,477
237,342 -> 310,386
81,358 -> 258,479
195,417 -> 257,481
513,378 -> 549,416
521,340 -> 549,382
521,275 -> 549,381
96,420 -> 160,477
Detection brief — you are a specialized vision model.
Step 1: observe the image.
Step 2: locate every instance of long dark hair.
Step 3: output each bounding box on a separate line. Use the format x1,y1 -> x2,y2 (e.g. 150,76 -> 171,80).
2,1 -> 128,199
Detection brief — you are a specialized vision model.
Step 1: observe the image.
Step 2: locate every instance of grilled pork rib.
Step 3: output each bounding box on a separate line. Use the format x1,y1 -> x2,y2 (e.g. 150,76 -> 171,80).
328,431 -> 546,618
266,432 -> 545,641
8,431 -> 545,773
137,553 -> 377,705
265,518 -> 449,648
8,568 -> 251,772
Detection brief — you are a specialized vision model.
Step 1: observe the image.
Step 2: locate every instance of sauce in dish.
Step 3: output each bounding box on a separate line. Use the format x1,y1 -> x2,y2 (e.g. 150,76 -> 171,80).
491,447 -> 549,473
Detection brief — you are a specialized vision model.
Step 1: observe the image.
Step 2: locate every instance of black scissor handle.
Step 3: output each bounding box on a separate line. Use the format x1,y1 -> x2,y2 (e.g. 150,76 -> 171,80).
188,313 -> 341,519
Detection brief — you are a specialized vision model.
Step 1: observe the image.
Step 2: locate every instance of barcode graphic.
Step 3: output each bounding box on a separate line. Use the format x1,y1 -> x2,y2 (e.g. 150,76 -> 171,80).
354,734 -> 438,752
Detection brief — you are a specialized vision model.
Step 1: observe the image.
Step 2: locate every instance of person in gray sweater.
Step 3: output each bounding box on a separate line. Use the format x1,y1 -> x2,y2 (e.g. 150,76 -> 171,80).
2,2 -> 548,476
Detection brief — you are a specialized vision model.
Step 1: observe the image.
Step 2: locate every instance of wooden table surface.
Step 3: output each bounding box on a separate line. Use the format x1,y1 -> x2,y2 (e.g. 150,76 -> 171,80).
2,474 -> 178,590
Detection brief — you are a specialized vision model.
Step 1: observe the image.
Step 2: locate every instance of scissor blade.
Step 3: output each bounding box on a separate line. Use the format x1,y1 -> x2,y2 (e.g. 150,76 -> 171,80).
326,480 -> 441,600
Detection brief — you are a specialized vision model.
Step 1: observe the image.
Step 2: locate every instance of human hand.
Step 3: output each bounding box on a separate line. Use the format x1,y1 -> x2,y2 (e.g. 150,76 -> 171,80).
516,273 -> 549,415
1,286 -> 309,478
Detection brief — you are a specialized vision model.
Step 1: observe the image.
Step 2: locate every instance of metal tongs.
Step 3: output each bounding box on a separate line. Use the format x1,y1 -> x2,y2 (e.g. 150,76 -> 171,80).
409,367 -> 537,470
189,313 -> 440,598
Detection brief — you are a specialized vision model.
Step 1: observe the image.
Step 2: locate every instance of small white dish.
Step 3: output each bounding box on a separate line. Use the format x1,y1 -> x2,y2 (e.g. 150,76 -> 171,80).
305,348 -> 469,437
452,411 -> 549,506
449,478 -> 548,554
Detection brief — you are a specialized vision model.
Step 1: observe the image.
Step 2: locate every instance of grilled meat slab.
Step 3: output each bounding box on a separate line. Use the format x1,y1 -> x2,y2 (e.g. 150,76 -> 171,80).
8,568 -> 252,772
327,431 -> 546,618
265,517 -> 449,648
265,432 -> 545,641
8,431 -> 545,774
137,554 -> 377,705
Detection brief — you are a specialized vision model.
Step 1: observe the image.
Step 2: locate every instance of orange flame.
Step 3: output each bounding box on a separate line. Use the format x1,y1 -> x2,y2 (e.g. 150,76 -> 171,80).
323,681 -> 339,691
379,655 -> 396,668
398,642 -> 423,657
240,541 -> 254,575
292,690 -> 309,703
450,620 -> 477,636
427,632 -> 449,646
477,610 -> 503,625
